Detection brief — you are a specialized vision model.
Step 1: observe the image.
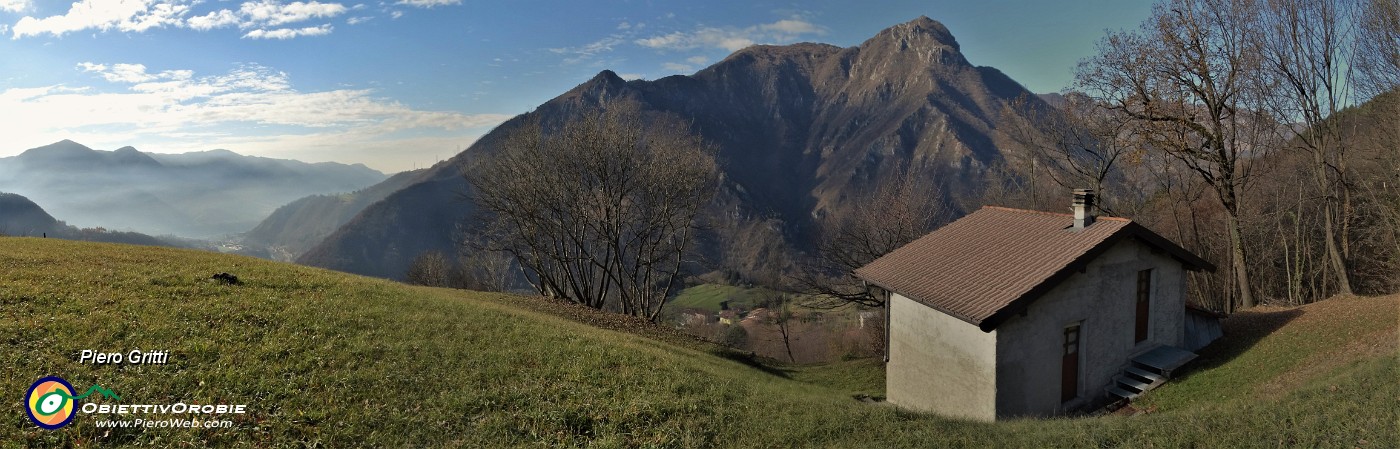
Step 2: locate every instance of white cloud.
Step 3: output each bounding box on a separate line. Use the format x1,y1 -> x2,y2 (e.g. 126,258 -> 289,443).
661,62 -> 693,73
617,73 -> 645,81
77,62 -> 108,73
242,24 -> 332,39
395,0 -> 459,7
11,0 -> 193,38
549,36 -> 624,65
187,9 -> 240,31
2,62 -> 512,172
634,17 -> 825,52
346,15 -> 371,25
685,55 -> 707,65
123,1 -> 190,32
239,1 -> 345,27
0,85 -> 83,102
6,1 -> 353,39
80,62 -> 166,83
762,19 -> 821,35
1,0 -> 29,13
389,10 -> 402,19
184,2 -> 346,36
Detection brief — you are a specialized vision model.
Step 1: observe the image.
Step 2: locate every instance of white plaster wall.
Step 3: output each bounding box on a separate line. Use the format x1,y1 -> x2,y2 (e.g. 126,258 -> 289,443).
993,238 -> 1186,418
886,292 -> 998,421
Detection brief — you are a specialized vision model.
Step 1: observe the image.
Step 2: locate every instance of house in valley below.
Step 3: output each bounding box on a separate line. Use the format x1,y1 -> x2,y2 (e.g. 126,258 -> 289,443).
854,190 -> 1215,421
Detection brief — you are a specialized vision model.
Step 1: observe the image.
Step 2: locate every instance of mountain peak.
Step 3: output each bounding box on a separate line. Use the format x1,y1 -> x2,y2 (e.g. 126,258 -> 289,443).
591,70 -> 625,85
560,70 -> 631,103
852,16 -> 968,69
109,146 -> 163,167
877,16 -> 960,53
19,140 -> 96,159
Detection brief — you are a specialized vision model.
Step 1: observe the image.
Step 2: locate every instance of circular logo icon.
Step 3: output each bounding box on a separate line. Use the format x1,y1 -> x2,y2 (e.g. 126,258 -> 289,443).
26,376 -> 77,430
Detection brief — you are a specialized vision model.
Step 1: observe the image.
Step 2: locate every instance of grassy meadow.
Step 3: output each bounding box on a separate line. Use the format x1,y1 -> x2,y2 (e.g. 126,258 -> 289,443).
1,237 -> 1394,447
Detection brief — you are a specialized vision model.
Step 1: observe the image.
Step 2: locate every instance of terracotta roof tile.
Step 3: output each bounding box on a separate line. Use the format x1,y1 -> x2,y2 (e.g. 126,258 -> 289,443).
853,206 -> 1209,330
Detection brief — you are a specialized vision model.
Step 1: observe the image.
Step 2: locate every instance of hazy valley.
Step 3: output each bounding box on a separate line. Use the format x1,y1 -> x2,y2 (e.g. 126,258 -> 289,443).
0,140 -> 385,239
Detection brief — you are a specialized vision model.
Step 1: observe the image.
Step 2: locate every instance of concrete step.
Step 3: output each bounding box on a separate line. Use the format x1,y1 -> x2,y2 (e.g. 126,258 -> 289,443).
1132,345 -> 1198,377
1124,366 -> 1166,388
1114,375 -> 1152,393
1107,385 -> 1139,400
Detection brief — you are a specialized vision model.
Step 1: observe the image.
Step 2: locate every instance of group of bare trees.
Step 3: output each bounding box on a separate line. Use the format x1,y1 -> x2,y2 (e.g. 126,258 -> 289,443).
464,102 -> 719,321
794,170 -> 951,308
1008,0 -> 1398,311
404,248 -> 515,291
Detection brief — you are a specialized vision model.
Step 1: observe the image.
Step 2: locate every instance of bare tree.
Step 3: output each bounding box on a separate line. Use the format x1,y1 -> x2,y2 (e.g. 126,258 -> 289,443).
1001,93 -> 1138,214
753,290 -> 799,363
1353,0 -> 1400,99
405,250 -> 454,287
1352,0 -> 1400,292
1077,0 -> 1276,310
467,101 -> 719,321
1259,0 -> 1359,295
795,169 -> 949,307
1350,92 -> 1400,293
457,249 -> 515,292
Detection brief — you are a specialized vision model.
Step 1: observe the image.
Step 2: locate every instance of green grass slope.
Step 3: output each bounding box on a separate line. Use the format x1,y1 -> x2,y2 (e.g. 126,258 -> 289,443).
1,237 -> 1395,447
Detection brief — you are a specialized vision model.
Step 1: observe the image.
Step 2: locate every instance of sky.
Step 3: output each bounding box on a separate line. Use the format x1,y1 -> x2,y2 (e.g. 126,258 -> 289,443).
0,0 -> 1153,173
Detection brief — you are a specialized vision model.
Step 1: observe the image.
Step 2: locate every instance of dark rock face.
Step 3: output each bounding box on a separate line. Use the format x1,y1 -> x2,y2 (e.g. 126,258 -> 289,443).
300,17 -> 1053,279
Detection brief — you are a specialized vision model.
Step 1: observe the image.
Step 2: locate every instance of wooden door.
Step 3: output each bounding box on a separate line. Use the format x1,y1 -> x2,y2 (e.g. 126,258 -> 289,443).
1136,270 -> 1151,343
1062,323 -> 1081,403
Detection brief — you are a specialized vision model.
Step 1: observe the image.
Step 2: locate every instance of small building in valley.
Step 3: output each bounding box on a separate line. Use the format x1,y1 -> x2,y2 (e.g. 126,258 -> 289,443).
854,190 -> 1214,421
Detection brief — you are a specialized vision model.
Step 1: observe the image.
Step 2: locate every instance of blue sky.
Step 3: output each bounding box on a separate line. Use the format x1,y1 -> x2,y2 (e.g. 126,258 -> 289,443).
0,0 -> 1151,173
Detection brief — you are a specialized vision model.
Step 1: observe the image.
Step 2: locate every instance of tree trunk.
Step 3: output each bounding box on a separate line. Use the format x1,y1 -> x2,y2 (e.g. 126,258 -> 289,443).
1313,145 -> 1354,297
1322,205 -> 1354,296
1226,210 -> 1255,309
778,320 -> 796,363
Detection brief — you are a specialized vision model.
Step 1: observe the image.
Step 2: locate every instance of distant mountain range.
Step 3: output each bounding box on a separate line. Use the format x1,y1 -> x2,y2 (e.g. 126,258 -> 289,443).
297,17 -> 1056,279
0,192 -> 170,247
0,140 -> 387,238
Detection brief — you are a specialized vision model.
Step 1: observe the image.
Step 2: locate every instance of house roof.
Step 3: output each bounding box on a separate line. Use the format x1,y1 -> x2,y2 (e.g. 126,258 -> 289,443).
853,206 -> 1214,332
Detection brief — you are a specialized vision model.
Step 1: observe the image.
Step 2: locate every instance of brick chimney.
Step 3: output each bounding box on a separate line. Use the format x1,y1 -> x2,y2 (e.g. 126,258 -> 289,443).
1072,189 -> 1096,229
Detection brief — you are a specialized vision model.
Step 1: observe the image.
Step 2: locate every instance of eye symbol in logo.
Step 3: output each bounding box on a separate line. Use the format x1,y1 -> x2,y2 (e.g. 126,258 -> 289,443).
26,376 -> 77,430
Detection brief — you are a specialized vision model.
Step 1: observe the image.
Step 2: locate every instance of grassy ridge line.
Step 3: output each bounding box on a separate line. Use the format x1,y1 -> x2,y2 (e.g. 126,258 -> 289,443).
0,238 -> 872,447
0,237 -> 1394,447
1140,294 -> 1399,410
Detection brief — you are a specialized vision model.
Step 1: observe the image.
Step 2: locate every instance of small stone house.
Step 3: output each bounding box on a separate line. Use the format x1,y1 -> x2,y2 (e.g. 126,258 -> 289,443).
854,190 -> 1214,420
